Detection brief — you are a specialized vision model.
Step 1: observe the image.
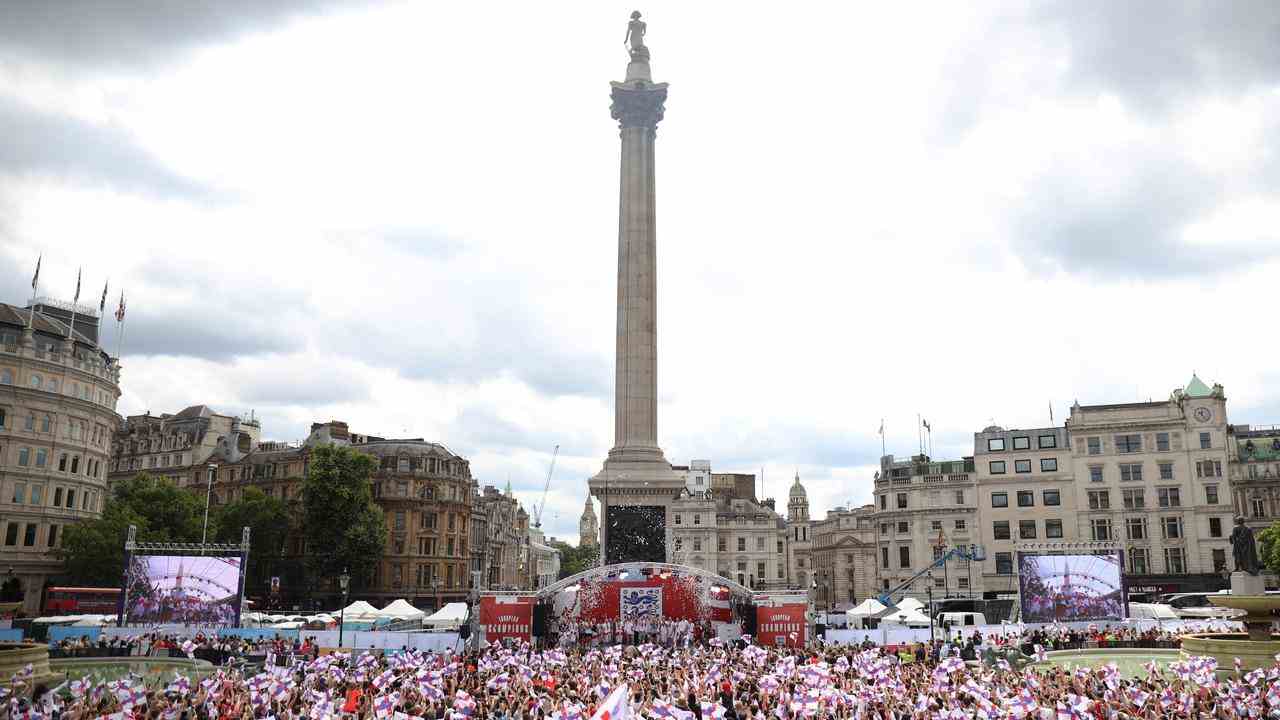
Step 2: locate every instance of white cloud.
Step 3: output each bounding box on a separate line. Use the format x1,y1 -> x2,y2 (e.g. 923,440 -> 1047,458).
2,1 -> 1279,544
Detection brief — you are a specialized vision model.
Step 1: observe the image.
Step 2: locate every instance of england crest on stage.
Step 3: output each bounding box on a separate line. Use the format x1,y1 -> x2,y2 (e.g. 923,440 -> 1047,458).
620,587 -> 662,620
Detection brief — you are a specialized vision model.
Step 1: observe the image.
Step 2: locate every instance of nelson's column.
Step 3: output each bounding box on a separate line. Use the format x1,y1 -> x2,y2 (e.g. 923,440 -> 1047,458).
589,12 -> 685,566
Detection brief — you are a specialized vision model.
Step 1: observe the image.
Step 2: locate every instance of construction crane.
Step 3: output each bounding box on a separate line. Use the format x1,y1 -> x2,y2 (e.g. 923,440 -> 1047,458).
534,444 -> 559,528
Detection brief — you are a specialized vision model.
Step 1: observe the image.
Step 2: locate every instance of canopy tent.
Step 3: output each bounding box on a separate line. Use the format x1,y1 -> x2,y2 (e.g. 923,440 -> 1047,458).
422,602 -> 469,629
71,615 -> 116,627
338,600 -> 382,622
880,608 -> 931,627
379,599 -> 426,621
895,597 -> 925,611
846,598 -> 888,618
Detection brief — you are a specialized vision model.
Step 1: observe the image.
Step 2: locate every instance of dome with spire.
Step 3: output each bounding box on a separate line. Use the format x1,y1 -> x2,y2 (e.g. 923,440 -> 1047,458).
789,471 -> 807,499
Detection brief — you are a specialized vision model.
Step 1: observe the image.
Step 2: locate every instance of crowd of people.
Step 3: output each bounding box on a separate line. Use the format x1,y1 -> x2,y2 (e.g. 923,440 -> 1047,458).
5,619 -> 1275,720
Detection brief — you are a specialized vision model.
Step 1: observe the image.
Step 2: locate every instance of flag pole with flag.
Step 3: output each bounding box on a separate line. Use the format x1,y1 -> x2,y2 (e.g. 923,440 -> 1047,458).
878,419 -> 885,458
923,418 -> 932,457
66,267 -> 82,342
114,291 -> 127,364
96,280 -> 108,348
27,253 -> 41,329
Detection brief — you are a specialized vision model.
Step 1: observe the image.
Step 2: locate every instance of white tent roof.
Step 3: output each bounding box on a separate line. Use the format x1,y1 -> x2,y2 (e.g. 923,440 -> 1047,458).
423,602 -> 469,628
339,600 -> 381,621
71,615 -> 116,627
881,608 -> 930,626
847,598 -> 888,617
895,597 -> 925,611
379,599 -> 426,620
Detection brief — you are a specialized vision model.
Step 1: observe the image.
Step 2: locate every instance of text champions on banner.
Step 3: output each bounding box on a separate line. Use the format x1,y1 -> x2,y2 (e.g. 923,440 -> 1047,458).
478,596 -> 533,643
756,604 -> 806,647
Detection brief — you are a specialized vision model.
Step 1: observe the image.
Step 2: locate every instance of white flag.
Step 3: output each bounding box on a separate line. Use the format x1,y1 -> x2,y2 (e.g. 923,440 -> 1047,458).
590,684 -> 631,720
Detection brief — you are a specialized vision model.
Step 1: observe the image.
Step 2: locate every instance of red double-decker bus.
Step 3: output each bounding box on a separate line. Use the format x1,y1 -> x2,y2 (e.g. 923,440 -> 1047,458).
43,587 -> 121,615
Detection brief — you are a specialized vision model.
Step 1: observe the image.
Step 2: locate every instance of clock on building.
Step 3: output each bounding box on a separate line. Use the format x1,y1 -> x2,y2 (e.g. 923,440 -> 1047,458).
1193,406 -> 1213,423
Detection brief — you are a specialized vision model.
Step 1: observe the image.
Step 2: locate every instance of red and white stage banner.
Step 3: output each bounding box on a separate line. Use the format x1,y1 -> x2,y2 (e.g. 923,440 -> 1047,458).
571,573 -> 733,624
756,604 -> 806,648
479,595 -> 533,644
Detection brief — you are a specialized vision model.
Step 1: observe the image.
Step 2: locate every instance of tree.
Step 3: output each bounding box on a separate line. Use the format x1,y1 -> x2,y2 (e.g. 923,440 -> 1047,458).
301,444 -> 387,591
59,473 -> 208,586
1258,522 -> 1280,576
550,539 -> 598,580
213,486 -> 291,595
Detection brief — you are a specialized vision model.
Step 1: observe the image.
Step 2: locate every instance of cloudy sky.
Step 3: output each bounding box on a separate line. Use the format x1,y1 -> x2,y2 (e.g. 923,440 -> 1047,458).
2,1 -> 1279,545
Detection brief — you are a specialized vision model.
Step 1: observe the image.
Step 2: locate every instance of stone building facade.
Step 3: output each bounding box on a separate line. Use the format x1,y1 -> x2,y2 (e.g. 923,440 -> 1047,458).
667,482 -> 787,590
475,484 -> 530,590
579,495 -> 599,548
785,474 -> 813,590
0,300 -> 123,613
110,416 -> 482,610
1063,377 -> 1233,595
871,454 -> 978,600
809,504 -> 878,610
973,425 -> 1075,598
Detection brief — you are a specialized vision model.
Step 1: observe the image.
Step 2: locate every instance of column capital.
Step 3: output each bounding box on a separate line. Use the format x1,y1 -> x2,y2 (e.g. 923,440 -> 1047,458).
610,81 -> 668,129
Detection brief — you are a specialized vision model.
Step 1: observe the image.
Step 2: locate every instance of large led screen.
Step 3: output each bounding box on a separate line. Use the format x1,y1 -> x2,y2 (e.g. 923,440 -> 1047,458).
124,554 -> 242,626
1017,552 -> 1124,623
605,506 -> 666,564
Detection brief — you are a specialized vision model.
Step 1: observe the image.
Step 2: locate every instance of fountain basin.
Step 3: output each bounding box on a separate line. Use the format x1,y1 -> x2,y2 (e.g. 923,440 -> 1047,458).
1180,632 -> 1280,673
1034,648 -> 1181,676
0,642 -> 62,695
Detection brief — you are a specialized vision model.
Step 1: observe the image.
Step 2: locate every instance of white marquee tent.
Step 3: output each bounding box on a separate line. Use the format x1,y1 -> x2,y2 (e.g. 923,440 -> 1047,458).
339,600 -> 382,622
847,598 -> 888,618
881,608 -> 931,627
422,602 -> 469,630
379,599 -> 426,621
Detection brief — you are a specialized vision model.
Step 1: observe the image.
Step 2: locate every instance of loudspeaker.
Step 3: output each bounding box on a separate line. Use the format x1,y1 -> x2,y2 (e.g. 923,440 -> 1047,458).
741,602 -> 758,636
533,602 -> 550,637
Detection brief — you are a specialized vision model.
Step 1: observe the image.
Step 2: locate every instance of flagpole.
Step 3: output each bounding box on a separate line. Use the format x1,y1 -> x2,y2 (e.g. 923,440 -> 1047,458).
67,268 -> 82,344
880,419 -> 886,458
27,253 -> 41,330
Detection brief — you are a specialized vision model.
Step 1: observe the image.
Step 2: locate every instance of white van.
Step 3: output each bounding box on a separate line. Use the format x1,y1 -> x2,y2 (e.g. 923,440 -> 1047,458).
937,611 -> 987,627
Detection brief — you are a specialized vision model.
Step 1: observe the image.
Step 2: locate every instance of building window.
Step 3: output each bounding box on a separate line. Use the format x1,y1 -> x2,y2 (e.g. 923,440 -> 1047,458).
931,520 -> 942,531
756,536 -> 765,550
896,493 -> 907,509
1156,433 -> 1170,451
993,521 -> 1011,540
70,456 -> 79,474
12,482 -> 26,504
0,370 -> 11,385
1119,463 -> 1143,482
1115,434 -> 1142,453
23,523 -> 36,546
897,521 -> 909,533
899,546 -> 910,568
1019,520 -> 1037,539
989,461 -> 1006,475
1045,519 -> 1063,538
737,537 -> 746,551
1199,432 -> 1211,450
1206,485 -> 1219,505
1037,434 -> 1056,449
693,514 -> 701,525
879,495 -> 887,510
954,490 -> 965,504
1043,489 -> 1061,506
1129,548 -> 1149,574
674,538 -> 683,552
1253,497 -> 1267,519
1158,462 -> 1173,480
988,438 -> 1005,452
1013,436 -> 1030,450
995,552 -> 1013,575
53,488 -> 63,506
1040,458 -> 1058,472
1014,460 -> 1032,474
48,524 -> 58,547
1091,518 -> 1112,541
1122,488 -> 1145,510
881,547 -> 889,569
1126,517 -> 1146,540
693,538 -> 702,552
1161,516 -> 1182,539
35,449 -> 46,468
1213,549 -> 1227,573
718,538 -> 726,552
1089,466 -> 1104,483
1209,517 -> 1223,538
1164,547 -> 1186,574
933,545 -> 944,561
674,514 -> 681,525
30,486 -> 41,505
1017,491 -> 1034,507
1196,460 -> 1223,478
1087,437 -> 1101,455
1087,490 -> 1110,510
1157,487 -> 1181,508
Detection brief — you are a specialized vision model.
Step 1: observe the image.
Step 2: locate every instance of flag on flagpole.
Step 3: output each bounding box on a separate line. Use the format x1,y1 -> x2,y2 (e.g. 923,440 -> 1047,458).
73,267 -> 81,303
31,254 -> 41,290
589,684 -> 631,720
1049,402 -> 1054,424
878,420 -> 883,435
99,281 -> 108,312
115,292 -> 126,322
923,419 -> 931,432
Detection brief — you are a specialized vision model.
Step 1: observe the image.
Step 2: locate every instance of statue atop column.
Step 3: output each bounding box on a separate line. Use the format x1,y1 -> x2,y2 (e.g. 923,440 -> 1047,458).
1232,517 -> 1261,575
625,11 -> 649,62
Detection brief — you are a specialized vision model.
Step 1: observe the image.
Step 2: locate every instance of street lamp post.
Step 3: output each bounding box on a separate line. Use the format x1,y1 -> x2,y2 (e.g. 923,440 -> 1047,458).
201,463 -> 218,551
926,572 -> 935,644
433,577 -> 441,614
338,569 -> 350,649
